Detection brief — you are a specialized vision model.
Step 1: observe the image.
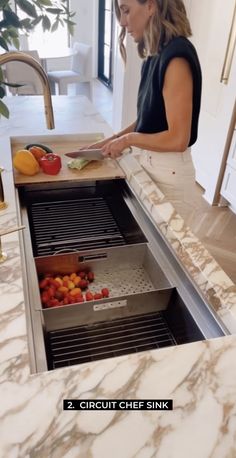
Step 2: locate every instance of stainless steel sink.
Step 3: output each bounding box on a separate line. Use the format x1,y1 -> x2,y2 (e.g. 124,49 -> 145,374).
16,179 -> 227,373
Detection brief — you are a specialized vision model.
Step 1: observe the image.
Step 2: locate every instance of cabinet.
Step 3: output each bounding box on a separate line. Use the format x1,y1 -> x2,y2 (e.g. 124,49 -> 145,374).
221,130 -> 236,211
186,0 -> 236,204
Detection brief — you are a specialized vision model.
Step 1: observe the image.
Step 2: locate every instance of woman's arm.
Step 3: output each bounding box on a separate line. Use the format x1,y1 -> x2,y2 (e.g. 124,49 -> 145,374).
102,58 -> 193,158
87,121 -> 137,149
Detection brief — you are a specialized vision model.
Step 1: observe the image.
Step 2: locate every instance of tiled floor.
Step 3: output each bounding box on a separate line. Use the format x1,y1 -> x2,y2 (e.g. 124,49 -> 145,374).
76,79 -> 236,284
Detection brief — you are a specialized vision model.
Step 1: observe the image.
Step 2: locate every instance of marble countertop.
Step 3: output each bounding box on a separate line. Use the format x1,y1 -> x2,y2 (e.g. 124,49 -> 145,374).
1,96 -> 236,457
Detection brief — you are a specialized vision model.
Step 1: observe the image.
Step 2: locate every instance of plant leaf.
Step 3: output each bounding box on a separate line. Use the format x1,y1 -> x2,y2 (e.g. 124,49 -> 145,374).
51,19 -> 59,32
37,0 -> 52,5
3,9 -> 22,28
16,0 -> 38,19
20,18 -> 34,30
42,15 -> 51,31
0,99 -> 9,119
1,81 -> 25,87
0,0 -> 9,8
31,15 -> 43,27
12,36 -> 20,49
0,86 -> 6,98
45,8 -> 63,14
0,36 -> 9,51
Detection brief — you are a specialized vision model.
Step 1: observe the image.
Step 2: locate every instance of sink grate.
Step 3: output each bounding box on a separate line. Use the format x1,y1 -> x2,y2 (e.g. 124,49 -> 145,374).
46,311 -> 177,370
29,197 -> 126,256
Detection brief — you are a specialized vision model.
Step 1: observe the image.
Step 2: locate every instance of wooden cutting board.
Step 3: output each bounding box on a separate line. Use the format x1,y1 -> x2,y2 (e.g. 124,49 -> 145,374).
11,133 -> 126,186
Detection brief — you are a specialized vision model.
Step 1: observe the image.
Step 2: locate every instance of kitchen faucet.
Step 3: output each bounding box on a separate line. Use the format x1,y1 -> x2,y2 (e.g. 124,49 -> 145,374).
0,51 -> 55,211
0,51 -> 55,129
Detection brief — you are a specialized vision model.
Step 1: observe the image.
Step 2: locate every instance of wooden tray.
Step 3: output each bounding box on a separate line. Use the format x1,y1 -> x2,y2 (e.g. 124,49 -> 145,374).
11,133 -> 126,186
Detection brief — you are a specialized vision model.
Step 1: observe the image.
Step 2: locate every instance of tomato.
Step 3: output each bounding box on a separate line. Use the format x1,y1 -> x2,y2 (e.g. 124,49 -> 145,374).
101,288 -> 109,298
50,278 -> 61,288
87,271 -> 94,282
39,278 -> 49,289
85,291 -> 94,301
58,286 -> 69,294
41,292 -> 49,304
94,293 -> 103,300
78,271 -> 86,279
62,297 -> 69,305
47,298 -> 60,307
73,276 -> 81,286
78,279 -> 88,290
69,287 -> 82,296
67,280 -> 75,290
47,286 -> 56,298
54,290 -> 64,301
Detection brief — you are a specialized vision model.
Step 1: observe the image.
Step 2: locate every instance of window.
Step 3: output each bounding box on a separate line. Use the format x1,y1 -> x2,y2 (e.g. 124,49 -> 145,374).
98,0 -> 114,88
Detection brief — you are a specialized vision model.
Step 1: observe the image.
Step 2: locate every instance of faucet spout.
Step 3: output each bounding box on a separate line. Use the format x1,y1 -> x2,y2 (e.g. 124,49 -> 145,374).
0,51 -> 55,129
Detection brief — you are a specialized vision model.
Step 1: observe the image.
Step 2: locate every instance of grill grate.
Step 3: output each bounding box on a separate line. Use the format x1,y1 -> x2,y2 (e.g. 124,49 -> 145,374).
29,197 -> 126,256
46,312 -> 177,370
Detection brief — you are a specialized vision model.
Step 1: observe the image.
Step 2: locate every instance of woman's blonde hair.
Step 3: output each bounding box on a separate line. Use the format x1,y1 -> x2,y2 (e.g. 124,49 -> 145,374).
114,0 -> 192,61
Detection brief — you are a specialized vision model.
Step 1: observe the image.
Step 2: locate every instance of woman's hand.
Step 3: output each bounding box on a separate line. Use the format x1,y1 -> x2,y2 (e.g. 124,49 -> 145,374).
80,137 -> 112,150
102,135 -> 129,159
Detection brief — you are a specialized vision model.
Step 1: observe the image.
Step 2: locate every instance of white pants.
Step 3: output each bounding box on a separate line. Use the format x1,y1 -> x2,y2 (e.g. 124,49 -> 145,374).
138,148 -> 196,209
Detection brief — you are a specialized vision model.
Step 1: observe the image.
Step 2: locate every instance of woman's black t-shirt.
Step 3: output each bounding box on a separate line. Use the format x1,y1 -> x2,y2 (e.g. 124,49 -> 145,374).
135,36 -> 202,147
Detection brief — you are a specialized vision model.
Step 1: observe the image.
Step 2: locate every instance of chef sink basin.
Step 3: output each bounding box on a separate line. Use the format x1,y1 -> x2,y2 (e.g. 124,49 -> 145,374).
17,179 -> 227,373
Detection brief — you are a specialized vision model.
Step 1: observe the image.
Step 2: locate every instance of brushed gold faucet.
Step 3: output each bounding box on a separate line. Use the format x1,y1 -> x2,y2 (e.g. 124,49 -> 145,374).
0,51 -> 55,129
0,51 -> 55,210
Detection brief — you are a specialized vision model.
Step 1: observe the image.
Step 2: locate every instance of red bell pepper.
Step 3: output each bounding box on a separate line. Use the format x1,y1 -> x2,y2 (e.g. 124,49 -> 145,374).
40,153 -> 62,175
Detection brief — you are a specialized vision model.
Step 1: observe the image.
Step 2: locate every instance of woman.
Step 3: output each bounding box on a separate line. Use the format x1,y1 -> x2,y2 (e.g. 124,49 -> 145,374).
94,0 -> 202,204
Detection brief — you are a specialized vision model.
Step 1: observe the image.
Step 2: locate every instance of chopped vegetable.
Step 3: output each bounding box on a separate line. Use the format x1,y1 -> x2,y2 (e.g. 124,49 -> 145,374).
67,158 -> 91,170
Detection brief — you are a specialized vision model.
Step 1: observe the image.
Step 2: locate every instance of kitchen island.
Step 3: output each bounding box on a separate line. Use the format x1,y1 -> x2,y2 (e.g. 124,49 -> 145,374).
1,95 -> 236,458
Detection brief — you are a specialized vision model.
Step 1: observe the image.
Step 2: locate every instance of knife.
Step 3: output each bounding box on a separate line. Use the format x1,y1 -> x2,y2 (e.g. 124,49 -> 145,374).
65,149 -> 105,160
65,147 -> 132,160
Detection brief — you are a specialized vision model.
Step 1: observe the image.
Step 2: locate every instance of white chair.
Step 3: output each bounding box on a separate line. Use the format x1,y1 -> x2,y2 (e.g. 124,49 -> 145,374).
5,50 -> 43,95
47,42 -> 93,100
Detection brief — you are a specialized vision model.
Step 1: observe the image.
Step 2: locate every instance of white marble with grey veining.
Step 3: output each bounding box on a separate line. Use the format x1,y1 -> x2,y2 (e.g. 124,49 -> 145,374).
0,96 -> 236,457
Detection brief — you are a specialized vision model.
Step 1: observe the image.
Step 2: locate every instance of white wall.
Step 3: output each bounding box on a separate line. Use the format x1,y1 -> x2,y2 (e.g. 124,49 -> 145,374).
112,31 -> 142,131
70,0 -> 98,76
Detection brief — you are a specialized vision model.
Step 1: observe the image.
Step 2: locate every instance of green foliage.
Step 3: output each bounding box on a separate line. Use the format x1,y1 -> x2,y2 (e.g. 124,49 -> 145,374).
0,0 -> 75,118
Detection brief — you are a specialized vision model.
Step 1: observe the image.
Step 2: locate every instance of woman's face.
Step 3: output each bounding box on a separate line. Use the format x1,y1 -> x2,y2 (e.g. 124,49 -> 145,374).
118,0 -> 156,42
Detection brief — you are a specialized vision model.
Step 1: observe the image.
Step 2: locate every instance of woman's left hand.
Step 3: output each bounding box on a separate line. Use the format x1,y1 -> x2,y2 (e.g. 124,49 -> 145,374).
101,135 -> 129,159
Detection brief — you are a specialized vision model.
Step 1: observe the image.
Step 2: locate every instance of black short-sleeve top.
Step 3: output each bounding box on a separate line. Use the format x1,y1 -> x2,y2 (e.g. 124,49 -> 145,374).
135,36 -> 202,147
